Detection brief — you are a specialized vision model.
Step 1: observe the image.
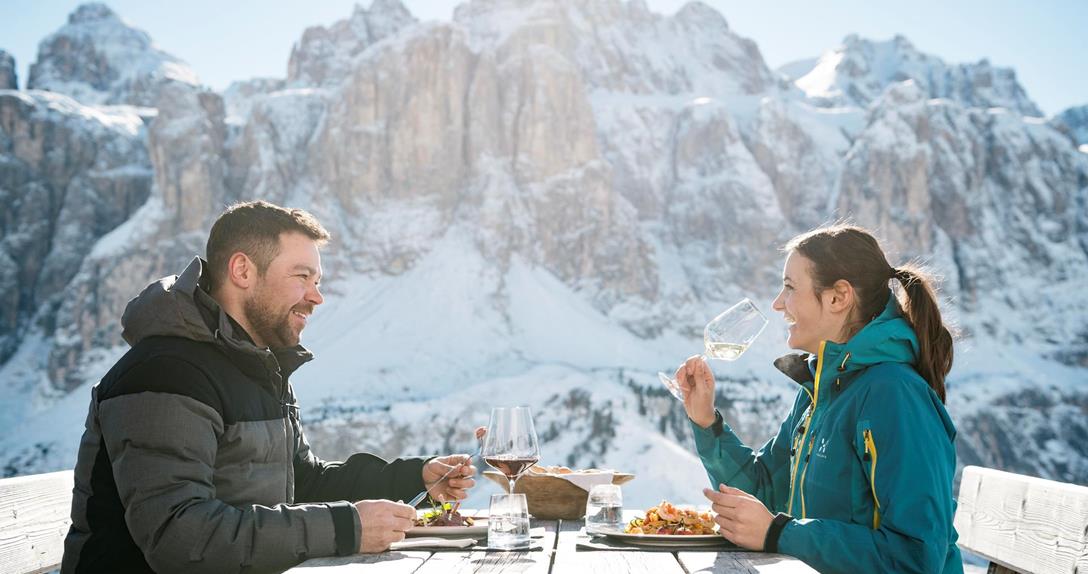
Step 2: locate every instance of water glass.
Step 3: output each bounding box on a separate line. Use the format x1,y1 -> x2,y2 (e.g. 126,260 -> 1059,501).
584,484 -> 624,534
487,493 -> 531,550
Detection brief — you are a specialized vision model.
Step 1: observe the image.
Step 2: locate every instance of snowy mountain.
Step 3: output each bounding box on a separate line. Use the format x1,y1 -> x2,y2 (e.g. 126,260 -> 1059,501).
287,0 -> 417,88
783,34 -> 1042,117
26,3 -> 199,106
1,0 -> 1086,512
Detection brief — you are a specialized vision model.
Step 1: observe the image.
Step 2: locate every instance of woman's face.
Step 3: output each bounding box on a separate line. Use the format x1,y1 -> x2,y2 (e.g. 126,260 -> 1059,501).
772,251 -> 846,354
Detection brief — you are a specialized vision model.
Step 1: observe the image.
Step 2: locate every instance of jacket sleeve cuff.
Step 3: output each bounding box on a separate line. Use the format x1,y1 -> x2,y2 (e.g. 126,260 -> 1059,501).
328,501 -> 360,556
763,512 -> 793,553
689,410 -> 725,452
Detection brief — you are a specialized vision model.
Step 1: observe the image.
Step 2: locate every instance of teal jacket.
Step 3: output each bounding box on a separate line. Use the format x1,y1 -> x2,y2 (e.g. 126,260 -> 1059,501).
691,296 -> 962,573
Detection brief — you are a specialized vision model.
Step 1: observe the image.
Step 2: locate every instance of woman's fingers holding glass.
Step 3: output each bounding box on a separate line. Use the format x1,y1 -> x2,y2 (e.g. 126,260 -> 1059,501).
683,355 -> 704,373
694,359 -> 712,389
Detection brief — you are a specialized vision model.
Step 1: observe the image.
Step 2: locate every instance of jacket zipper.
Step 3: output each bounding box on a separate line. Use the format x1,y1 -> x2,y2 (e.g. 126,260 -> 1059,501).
788,340 -> 825,517
276,368 -> 293,502
863,428 -> 882,529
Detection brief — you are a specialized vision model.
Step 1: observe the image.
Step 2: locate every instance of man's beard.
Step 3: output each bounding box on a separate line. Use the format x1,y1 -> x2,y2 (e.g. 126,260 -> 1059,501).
243,288 -> 308,349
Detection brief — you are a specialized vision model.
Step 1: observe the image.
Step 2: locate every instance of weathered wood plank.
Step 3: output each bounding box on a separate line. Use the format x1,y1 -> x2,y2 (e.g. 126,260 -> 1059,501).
0,470 -> 74,574
954,465 -> 1088,574
412,518 -> 559,574
677,551 -> 819,573
550,518 -> 684,574
415,548 -> 553,574
288,551 -> 432,573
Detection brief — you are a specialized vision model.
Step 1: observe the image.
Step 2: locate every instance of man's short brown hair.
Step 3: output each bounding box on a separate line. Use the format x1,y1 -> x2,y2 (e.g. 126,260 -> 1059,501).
205,201 -> 331,288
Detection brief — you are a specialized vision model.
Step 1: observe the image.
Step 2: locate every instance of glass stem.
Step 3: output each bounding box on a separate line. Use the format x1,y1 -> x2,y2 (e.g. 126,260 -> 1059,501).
509,478 -> 516,493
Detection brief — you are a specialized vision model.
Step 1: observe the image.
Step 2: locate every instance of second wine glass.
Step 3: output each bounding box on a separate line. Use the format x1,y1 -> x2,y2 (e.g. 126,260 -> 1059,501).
482,406 -> 540,494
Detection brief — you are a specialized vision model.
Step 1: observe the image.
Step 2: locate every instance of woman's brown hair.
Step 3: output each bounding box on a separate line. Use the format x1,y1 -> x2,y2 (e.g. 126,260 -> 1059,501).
785,224 -> 953,402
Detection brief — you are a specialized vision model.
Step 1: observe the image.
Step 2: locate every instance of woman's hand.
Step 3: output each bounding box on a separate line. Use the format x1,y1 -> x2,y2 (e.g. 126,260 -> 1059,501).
703,485 -> 774,550
676,355 -> 716,428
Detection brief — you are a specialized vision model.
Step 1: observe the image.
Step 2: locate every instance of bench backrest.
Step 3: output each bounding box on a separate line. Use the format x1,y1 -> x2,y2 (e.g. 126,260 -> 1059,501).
0,470 -> 74,574
955,465 -> 1088,574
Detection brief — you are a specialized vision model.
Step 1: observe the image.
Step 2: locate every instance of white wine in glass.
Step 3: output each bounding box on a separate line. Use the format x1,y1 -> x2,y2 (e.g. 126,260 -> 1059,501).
658,298 -> 768,401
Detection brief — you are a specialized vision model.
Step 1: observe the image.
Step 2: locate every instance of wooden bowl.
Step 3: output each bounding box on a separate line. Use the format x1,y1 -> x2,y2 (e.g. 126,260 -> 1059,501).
483,470 -> 635,520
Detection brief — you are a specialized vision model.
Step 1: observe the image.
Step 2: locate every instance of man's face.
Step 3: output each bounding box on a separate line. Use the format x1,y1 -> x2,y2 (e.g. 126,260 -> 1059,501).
243,232 -> 324,348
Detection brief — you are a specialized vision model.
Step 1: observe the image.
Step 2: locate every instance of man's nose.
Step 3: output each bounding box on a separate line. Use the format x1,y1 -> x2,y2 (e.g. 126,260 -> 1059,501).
307,284 -> 324,306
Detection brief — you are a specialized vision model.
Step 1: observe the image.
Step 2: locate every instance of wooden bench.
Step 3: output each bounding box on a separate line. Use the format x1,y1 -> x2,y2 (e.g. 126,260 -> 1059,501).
0,470 -> 73,574
955,465 -> 1088,574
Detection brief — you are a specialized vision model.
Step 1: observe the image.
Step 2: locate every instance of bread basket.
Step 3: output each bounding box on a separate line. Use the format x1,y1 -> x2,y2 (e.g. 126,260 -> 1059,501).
483,466 -> 635,519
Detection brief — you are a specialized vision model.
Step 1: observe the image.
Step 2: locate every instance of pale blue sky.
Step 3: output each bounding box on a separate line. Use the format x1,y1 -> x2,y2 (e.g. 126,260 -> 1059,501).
2,0 -> 1085,115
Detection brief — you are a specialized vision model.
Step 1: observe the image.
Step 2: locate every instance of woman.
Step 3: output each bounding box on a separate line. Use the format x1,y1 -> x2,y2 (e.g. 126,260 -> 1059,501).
676,224 -> 962,573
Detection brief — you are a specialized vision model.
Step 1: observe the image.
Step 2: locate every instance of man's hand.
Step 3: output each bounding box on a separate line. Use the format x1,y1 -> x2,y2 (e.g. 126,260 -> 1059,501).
676,355 -> 716,428
703,485 -> 774,550
422,455 -> 477,502
353,499 -> 415,553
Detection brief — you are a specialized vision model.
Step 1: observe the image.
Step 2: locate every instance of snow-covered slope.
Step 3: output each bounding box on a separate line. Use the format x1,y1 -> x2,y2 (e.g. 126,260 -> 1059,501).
1,0 -> 1086,514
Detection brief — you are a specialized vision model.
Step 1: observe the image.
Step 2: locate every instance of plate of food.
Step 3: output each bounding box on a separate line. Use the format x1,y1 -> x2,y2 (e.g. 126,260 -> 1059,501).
406,504 -> 488,537
601,501 -> 728,548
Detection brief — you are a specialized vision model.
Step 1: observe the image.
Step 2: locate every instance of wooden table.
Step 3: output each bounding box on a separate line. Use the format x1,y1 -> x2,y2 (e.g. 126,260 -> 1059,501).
288,511 -> 816,573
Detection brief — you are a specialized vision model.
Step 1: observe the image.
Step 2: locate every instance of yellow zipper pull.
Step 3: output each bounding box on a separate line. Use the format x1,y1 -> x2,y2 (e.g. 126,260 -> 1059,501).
862,429 -> 881,529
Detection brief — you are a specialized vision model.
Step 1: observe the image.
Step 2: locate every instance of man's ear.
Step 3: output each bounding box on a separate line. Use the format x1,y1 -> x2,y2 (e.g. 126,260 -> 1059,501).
826,279 -> 854,315
226,252 -> 256,289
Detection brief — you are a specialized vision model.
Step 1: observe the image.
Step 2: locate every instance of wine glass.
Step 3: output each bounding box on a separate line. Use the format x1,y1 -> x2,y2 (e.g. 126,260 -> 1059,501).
482,406 -> 541,495
657,298 -> 768,401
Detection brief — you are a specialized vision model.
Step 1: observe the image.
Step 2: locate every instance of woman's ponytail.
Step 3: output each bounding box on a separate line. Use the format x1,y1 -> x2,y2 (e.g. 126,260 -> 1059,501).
892,264 -> 953,403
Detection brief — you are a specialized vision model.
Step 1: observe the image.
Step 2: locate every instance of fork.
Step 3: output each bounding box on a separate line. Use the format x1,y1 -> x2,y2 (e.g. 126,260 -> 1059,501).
407,445 -> 482,509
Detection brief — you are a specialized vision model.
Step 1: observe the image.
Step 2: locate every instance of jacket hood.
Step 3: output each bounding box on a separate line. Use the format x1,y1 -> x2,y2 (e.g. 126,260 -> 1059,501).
831,292 -> 919,374
121,257 -> 219,346
120,257 -> 313,379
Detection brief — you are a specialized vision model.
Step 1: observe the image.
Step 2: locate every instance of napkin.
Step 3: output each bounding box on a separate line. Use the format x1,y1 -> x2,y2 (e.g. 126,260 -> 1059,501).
390,537 -> 477,550
558,471 -> 615,492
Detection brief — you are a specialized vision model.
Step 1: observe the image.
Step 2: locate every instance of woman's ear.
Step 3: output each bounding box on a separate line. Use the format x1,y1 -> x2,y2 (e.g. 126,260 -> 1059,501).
827,279 -> 855,315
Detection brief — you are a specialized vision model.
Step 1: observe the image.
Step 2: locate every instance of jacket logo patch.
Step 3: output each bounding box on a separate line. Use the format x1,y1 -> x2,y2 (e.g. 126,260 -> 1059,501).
815,437 -> 830,459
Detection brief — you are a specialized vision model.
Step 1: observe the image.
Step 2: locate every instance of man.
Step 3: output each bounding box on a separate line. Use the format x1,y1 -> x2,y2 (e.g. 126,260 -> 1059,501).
62,201 -> 476,573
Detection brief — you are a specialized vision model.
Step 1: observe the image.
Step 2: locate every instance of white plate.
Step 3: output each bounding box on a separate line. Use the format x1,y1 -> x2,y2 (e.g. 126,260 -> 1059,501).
601,530 -> 729,548
406,518 -> 488,538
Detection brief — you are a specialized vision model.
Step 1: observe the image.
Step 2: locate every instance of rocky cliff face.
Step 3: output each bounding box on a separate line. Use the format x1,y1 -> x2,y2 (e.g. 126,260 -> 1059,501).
1,0 -> 1086,494
287,0 -> 417,88
1052,105 -> 1088,149
0,91 -> 151,372
0,50 -> 16,90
